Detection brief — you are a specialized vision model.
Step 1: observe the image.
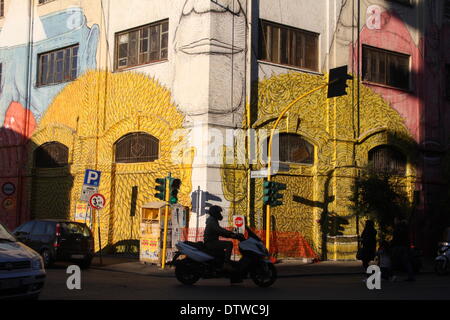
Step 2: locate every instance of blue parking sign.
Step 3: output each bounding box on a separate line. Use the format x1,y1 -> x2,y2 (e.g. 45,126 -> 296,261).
84,169 -> 101,187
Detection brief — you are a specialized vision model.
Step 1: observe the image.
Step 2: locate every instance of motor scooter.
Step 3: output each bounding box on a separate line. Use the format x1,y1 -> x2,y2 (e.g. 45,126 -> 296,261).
170,226 -> 277,287
435,227 -> 450,276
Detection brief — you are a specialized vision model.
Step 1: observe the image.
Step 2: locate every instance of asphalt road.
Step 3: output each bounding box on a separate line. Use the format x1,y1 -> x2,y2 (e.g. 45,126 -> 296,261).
39,264 -> 450,300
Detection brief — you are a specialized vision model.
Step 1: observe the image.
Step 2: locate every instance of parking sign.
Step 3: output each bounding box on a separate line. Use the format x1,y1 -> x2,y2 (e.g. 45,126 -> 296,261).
84,169 -> 101,187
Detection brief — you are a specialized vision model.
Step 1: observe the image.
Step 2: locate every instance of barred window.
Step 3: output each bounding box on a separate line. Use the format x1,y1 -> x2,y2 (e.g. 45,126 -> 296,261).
446,64 -> 450,100
38,0 -> 55,4
260,20 -> 319,72
446,1 -> 450,19
271,133 -> 314,165
37,45 -> 79,86
35,142 -> 69,168
115,132 -> 159,163
362,45 -> 410,90
369,146 -> 406,175
115,19 -> 168,70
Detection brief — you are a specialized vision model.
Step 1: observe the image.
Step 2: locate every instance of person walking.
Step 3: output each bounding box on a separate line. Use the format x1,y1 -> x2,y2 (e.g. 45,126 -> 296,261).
358,220 -> 377,272
391,218 -> 415,281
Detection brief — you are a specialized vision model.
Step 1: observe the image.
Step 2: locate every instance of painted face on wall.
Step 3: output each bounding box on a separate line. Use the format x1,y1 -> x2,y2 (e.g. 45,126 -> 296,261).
0,2 -> 99,142
173,0 -> 246,121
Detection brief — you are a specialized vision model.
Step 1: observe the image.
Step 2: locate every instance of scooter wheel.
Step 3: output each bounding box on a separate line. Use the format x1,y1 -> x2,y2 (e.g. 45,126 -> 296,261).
175,261 -> 200,285
434,259 -> 448,276
250,262 -> 277,288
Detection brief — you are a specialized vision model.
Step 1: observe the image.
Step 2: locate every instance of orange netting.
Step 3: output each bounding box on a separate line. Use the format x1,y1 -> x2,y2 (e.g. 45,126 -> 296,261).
180,227 -> 318,259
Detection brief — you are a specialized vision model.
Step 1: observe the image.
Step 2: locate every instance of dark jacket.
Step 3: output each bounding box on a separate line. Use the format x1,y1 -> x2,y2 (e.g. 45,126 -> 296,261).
391,222 -> 410,247
361,226 -> 377,260
204,216 -> 235,244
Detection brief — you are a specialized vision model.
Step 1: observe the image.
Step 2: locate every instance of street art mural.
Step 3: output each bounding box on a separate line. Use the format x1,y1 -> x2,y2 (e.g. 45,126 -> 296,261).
221,71 -> 416,260
0,3 -> 99,230
28,71 -> 193,251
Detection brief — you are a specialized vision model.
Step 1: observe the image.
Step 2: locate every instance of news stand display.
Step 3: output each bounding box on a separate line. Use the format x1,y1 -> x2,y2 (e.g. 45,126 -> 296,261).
140,202 -> 188,265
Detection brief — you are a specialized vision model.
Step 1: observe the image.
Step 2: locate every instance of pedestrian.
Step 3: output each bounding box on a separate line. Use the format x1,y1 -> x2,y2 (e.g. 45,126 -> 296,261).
377,240 -> 396,281
358,220 -> 377,272
391,218 -> 415,281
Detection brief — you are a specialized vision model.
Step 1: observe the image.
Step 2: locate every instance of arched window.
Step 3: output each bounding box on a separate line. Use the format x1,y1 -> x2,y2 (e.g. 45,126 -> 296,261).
114,132 -> 159,163
369,145 -> 406,175
270,133 -> 314,164
35,142 -> 69,168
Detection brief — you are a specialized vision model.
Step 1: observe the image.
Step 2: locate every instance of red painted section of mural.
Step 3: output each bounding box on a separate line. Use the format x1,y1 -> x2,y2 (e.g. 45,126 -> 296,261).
350,8 -> 450,255
0,102 -> 36,231
350,10 -> 422,142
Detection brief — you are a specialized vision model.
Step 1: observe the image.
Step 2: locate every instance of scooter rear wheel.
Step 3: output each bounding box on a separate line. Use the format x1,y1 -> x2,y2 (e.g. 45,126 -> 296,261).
250,262 -> 277,288
434,259 -> 448,276
175,260 -> 201,285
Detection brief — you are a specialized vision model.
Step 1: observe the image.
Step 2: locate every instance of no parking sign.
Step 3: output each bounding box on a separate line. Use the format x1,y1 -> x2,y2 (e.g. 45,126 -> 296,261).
233,215 -> 245,234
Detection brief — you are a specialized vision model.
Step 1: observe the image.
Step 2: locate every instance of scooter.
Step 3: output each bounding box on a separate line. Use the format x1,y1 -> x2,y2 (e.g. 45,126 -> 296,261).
435,242 -> 450,276
170,226 -> 277,287
434,227 -> 450,276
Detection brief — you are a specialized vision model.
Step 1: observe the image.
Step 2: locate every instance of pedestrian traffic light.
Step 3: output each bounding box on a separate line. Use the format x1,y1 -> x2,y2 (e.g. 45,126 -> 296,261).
327,66 -> 353,98
263,181 -> 287,207
169,178 -> 181,204
155,178 -> 166,201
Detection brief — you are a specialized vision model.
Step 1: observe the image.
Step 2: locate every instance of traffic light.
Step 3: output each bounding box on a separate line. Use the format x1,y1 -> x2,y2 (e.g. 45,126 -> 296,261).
155,178 -> 166,201
263,181 -> 287,207
169,178 -> 181,204
327,65 -> 353,98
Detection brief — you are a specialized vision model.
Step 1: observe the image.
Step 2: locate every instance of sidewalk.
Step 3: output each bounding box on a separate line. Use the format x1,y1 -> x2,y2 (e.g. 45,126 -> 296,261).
90,254 -> 435,278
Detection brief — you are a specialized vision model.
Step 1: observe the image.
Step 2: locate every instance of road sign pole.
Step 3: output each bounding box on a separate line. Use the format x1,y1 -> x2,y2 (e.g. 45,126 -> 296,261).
161,173 -> 171,269
96,209 -> 103,266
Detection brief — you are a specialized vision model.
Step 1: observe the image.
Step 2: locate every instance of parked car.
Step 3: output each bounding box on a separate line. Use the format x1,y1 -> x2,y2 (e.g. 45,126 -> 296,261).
13,220 -> 94,269
0,223 -> 46,300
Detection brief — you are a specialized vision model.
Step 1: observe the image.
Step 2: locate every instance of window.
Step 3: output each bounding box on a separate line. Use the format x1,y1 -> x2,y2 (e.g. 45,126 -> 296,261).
387,0 -> 412,6
446,65 -> 450,101
260,20 -> 319,72
15,221 -> 35,234
35,142 -> 69,168
446,1 -> 450,19
0,0 -> 4,17
115,19 -> 168,70
32,221 -> 47,235
369,146 -> 406,175
270,133 -> 314,165
362,45 -> 410,90
115,132 -> 159,163
37,45 -> 79,86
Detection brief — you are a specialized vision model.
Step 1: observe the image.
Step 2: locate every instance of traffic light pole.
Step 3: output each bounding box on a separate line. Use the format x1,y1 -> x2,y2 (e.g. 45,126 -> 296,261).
161,173 -> 171,270
265,83 -> 329,251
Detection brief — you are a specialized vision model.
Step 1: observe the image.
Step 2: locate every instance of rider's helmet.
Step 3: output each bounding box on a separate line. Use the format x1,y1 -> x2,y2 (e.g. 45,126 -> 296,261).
208,205 -> 223,221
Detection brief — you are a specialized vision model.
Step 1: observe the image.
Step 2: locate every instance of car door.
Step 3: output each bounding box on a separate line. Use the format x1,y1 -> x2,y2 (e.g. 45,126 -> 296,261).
13,221 -> 35,247
28,221 -> 49,253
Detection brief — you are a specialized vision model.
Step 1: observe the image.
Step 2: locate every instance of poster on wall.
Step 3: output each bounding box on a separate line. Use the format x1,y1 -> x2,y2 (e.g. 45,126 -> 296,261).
74,202 -> 91,226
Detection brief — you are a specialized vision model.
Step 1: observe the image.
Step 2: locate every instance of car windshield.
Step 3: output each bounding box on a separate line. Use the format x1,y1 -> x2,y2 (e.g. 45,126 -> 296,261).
0,223 -> 16,242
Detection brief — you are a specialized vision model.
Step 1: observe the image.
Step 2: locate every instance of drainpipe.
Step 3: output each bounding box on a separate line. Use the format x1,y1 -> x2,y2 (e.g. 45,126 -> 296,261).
246,0 -> 253,225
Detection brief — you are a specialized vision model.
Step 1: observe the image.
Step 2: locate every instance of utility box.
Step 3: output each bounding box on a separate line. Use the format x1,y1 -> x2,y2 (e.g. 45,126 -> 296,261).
139,202 -> 188,265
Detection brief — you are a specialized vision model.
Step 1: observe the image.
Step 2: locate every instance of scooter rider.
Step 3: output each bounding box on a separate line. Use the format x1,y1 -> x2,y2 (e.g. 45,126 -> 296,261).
204,205 -> 242,270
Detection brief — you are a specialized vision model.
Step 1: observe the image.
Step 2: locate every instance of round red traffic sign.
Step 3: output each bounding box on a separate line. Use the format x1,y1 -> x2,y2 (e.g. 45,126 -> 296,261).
234,216 -> 244,228
89,193 -> 106,210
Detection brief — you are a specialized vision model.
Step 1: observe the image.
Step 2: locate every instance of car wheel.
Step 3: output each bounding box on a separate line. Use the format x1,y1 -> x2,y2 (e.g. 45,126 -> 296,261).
41,249 -> 54,268
77,256 -> 92,270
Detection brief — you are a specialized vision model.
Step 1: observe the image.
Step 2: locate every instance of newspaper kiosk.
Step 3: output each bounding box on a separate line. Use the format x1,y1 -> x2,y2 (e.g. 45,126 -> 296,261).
139,202 -> 188,265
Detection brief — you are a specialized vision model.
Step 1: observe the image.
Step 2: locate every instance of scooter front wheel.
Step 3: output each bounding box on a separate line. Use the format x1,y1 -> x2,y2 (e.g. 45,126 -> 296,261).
175,260 -> 201,285
250,262 -> 277,288
434,259 -> 448,276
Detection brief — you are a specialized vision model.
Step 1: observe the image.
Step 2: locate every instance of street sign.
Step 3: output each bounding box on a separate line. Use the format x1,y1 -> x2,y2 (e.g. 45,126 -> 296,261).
233,215 -> 245,234
83,169 -> 102,187
81,185 -> 98,202
251,170 -> 269,179
89,193 -> 106,210
2,182 -> 15,196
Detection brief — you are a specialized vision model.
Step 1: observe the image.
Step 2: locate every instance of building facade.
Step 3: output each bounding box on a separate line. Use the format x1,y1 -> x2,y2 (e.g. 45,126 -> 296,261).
0,0 -> 449,259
